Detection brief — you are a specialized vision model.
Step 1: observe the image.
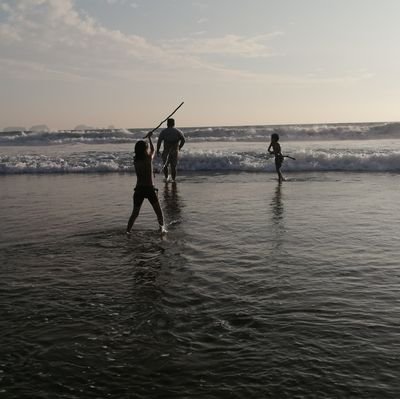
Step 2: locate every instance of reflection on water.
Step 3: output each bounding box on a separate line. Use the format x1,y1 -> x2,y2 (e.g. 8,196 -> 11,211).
271,183 -> 284,223
2,173 -> 400,398
269,183 -> 285,251
162,182 -> 182,227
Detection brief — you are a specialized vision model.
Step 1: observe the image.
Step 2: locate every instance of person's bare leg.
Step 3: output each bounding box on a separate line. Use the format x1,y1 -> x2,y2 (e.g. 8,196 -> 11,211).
126,206 -> 141,233
163,164 -> 169,179
275,162 -> 284,183
162,153 -> 169,179
277,169 -> 284,183
170,159 -> 178,181
171,166 -> 177,181
150,199 -> 164,227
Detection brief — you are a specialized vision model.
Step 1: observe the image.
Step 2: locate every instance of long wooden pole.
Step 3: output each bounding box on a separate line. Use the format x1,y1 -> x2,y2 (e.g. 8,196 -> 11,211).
143,101 -> 184,139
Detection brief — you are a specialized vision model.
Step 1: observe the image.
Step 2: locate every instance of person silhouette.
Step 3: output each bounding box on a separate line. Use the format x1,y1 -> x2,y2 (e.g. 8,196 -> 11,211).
126,132 -> 166,234
156,118 -> 185,182
268,133 -> 285,183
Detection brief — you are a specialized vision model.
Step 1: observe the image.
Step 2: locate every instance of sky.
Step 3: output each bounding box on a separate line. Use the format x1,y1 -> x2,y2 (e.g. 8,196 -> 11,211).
0,0 -> 400,130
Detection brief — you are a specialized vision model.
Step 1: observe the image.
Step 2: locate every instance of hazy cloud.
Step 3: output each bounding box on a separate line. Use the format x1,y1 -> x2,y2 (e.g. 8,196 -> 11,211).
0,0 -> 174,81
0,0 -> 285,84
104,0 -> 138,7
162,32 -> 284,58
106,0 -> 125,5
0,0 -> 365,88
192,1 -> 209,9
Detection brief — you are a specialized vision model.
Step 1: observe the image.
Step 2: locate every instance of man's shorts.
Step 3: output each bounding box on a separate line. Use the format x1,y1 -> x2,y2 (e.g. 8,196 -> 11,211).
162,150 -> 178,168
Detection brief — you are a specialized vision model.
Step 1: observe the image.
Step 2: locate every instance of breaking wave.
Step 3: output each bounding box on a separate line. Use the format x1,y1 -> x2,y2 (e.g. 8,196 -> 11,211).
2,148 -> 400,174
1,122 -> 400,146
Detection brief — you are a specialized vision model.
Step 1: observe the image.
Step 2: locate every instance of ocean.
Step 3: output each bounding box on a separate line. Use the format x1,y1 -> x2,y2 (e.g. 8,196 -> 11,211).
1,122 -> 400,398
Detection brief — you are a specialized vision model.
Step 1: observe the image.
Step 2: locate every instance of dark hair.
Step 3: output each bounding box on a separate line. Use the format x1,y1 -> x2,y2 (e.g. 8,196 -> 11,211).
167,118 -> 175,127
271,133 -> 279,141
134,140 -> 147,162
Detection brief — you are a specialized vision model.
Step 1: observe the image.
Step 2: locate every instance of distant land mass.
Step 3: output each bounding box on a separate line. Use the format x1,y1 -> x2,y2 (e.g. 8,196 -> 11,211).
74,124 -> 95,130
30,124 -> 50,132
1,124 -> 120,132
3,127 -> 26,132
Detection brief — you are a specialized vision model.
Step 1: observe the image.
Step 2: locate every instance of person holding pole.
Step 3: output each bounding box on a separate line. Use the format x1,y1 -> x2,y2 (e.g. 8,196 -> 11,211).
156,118 -> 185,182
126,102 -> 184,234
126,132 -> 167,235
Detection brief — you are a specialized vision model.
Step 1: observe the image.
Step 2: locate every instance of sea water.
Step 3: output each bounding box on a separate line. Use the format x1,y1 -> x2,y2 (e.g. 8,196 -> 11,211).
1,123 -> 400,398
1,122 -> 400,174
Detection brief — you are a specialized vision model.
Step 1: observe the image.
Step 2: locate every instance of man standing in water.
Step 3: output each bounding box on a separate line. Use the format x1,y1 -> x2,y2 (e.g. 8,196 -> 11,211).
157,118 -> 185,182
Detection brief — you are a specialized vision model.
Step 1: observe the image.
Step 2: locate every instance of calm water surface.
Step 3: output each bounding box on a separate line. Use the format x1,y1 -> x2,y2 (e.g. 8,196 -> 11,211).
1,172 -> 400,398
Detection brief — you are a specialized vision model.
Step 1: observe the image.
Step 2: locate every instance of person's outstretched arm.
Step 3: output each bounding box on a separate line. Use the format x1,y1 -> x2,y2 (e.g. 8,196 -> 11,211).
156,133 -> 163,155
148,135 -> 155,158
179,134 -> 186,150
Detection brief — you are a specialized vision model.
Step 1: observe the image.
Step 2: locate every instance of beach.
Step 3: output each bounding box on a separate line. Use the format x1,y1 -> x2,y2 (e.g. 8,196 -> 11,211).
1,163 -> 400,397
3,0 -> 400,395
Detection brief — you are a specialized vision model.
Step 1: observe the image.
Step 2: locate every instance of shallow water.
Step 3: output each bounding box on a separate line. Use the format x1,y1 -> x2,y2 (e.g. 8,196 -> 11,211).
1,172 -> 400,398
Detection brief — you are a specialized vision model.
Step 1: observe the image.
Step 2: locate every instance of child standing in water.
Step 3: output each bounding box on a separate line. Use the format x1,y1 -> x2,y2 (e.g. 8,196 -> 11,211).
126,132 -> 167,234
268,133 -> 285,183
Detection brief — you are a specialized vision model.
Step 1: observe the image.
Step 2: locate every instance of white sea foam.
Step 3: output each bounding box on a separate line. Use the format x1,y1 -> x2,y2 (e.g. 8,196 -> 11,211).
2,147 -> 400,174
2,121 -> 400,174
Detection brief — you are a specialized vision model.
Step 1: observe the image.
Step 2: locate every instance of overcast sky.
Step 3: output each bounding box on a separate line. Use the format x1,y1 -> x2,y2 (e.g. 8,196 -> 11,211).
1,0 -> 399,130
